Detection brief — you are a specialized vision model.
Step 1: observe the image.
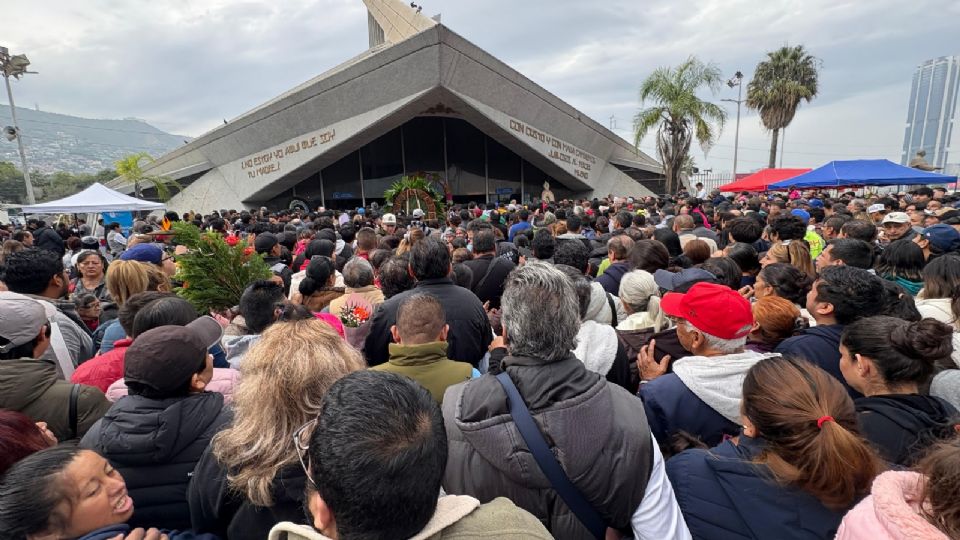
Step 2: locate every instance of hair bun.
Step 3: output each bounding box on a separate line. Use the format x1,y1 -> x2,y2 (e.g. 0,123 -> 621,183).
891,319 -> 954,361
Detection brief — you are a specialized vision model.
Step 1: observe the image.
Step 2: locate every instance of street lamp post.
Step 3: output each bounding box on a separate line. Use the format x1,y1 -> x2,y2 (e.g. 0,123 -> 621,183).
1,46 -> 37,205
721,71 -> 744,179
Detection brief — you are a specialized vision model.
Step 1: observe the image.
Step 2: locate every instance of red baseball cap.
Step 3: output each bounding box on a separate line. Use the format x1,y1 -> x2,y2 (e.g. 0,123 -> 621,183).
661,282 -> 753,339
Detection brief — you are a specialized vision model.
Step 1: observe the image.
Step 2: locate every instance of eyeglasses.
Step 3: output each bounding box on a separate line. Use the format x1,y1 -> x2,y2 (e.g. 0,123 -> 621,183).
293,418 -> 318,489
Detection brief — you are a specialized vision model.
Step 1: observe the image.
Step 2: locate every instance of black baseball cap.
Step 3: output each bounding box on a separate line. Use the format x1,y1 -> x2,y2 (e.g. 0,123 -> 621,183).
254,233 -> 279,254
124,317 -> 223,394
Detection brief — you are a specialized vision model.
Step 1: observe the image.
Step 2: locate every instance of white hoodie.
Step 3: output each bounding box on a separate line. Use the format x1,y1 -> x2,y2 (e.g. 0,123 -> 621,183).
672,350 -> 781,424
574,320 -> 619,376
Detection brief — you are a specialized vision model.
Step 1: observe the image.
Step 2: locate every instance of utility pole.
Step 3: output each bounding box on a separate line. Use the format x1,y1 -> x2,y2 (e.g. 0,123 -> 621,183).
1,46 -> 37,204
721,71 -> 744,179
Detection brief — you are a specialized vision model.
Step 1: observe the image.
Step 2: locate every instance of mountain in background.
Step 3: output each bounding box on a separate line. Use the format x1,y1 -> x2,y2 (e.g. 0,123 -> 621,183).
0,104 -> 189,174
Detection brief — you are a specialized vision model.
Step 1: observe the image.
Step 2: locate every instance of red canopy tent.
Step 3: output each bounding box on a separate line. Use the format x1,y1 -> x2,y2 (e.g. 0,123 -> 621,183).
717,168 -> 811,192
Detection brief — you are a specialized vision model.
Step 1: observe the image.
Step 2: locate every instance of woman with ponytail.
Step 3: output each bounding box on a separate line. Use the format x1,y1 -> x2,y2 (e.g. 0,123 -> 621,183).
839,316 -> 958,465
667,356 -> 881,540
291,256 -> 344,312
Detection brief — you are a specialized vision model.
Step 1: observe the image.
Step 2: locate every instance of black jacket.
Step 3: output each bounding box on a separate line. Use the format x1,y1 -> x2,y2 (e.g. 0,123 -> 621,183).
365,277 -> 492,367
189,448 -> 307,540
33,225 -> 65,256
776,324 -> 862,398
263,256 -> 292,297
668,436 -> 848,539
463,254 -> 515,309
596,261 -> 632,295
80,392 -> 231,530
856,394 -> 958,466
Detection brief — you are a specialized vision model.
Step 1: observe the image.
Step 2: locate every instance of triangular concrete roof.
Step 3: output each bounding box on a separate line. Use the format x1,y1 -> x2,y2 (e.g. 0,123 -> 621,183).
132,14 -> 660,210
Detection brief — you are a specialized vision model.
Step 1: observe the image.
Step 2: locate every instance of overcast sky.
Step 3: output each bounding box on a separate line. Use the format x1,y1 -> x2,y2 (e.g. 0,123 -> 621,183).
4,0 -> 958,174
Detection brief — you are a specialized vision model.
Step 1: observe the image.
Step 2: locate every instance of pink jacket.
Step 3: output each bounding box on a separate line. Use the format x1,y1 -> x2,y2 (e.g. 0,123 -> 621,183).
836,471 -> 948,540
105,368 -> 240,405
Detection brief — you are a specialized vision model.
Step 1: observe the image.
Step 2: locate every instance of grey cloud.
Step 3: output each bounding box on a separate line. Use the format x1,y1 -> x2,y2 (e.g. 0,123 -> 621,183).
4,0 -> 958,178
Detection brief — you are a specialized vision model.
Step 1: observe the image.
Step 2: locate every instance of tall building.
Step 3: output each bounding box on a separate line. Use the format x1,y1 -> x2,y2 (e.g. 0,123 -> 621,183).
901,56 -> 960,175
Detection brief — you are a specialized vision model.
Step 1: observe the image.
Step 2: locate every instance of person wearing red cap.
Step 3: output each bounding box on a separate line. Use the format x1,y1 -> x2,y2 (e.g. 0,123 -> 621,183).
637,282 -> 781,449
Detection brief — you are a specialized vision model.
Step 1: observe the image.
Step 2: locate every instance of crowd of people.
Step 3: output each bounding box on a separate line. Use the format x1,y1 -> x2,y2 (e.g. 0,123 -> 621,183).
0,183 -> 959,539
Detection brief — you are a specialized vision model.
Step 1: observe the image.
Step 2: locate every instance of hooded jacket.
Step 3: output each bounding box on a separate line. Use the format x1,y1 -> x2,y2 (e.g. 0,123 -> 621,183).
835,471 -> 950,540
595,261 -> 632,295
640,350 -> 780,448
189,451 -> 309,540
0,357 -> 111,441
775,324 -> 861,398
583,282 -> 628,326
441,353 -> 655,539
223,334 -> 262,369
23,294 -> 95,369
71,338 -> 132,392
574,320 -> 632,392
668,436 -> 848,540
33,224 -> 66,256
80,392 -> 231,530
268,496 -> 552,540
914,297 -> 958,329
855,394 -> 958,466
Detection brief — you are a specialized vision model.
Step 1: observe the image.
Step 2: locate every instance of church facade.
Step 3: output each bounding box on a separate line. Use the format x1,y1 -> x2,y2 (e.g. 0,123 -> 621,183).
125,0 -> 663,212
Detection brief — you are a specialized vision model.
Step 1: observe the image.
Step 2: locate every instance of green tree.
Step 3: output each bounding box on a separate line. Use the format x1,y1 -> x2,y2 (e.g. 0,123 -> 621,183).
633,56 -> 727,194
746,45 -> 821,168
0,161 -> 26,203
115,152 -> 181,202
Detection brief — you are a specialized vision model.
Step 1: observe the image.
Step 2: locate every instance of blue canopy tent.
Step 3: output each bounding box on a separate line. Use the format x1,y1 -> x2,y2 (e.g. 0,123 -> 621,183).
768,159 -> 958,189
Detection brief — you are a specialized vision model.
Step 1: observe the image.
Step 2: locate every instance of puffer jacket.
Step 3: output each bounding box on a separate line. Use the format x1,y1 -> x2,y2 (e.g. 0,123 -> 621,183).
80,392 -> 231,530
835,471 -> 950,540
668,436 -> 848,539
71,338 -> 132,392
189,451 -> 308,540
0,357 -> 111,441
442,353 -> 653,539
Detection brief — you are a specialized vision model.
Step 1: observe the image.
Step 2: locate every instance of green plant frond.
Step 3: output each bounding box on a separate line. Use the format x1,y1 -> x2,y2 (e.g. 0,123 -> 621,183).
171,222 -> 271,313
633,107 -> 666,147
746,45 -> 820,132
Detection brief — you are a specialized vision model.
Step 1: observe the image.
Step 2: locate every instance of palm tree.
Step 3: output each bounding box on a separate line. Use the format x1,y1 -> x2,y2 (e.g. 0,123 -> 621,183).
634,56 -> 727,194
114,152 -> 182,202
746,45 -> 820,168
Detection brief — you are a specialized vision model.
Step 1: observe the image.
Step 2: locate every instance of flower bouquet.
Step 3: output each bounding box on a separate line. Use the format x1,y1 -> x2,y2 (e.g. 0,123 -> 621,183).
338,294 -> 374,350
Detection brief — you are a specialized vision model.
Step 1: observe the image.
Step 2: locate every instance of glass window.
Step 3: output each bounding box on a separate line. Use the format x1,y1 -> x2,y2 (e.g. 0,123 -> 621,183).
402,117 -> 444,174
361,127 -> 404,199
445,118 -> 485,197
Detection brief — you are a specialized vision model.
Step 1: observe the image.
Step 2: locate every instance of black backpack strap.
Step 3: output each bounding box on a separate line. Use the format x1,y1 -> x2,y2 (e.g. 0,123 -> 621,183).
69,384 -> 80,439
494,372 -> 607,539
475,256 -> 503,293
605,292 -> 618,327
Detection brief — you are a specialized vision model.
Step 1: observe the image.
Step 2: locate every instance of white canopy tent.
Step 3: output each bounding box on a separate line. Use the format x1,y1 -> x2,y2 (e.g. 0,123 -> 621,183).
19,183 -> 166,213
